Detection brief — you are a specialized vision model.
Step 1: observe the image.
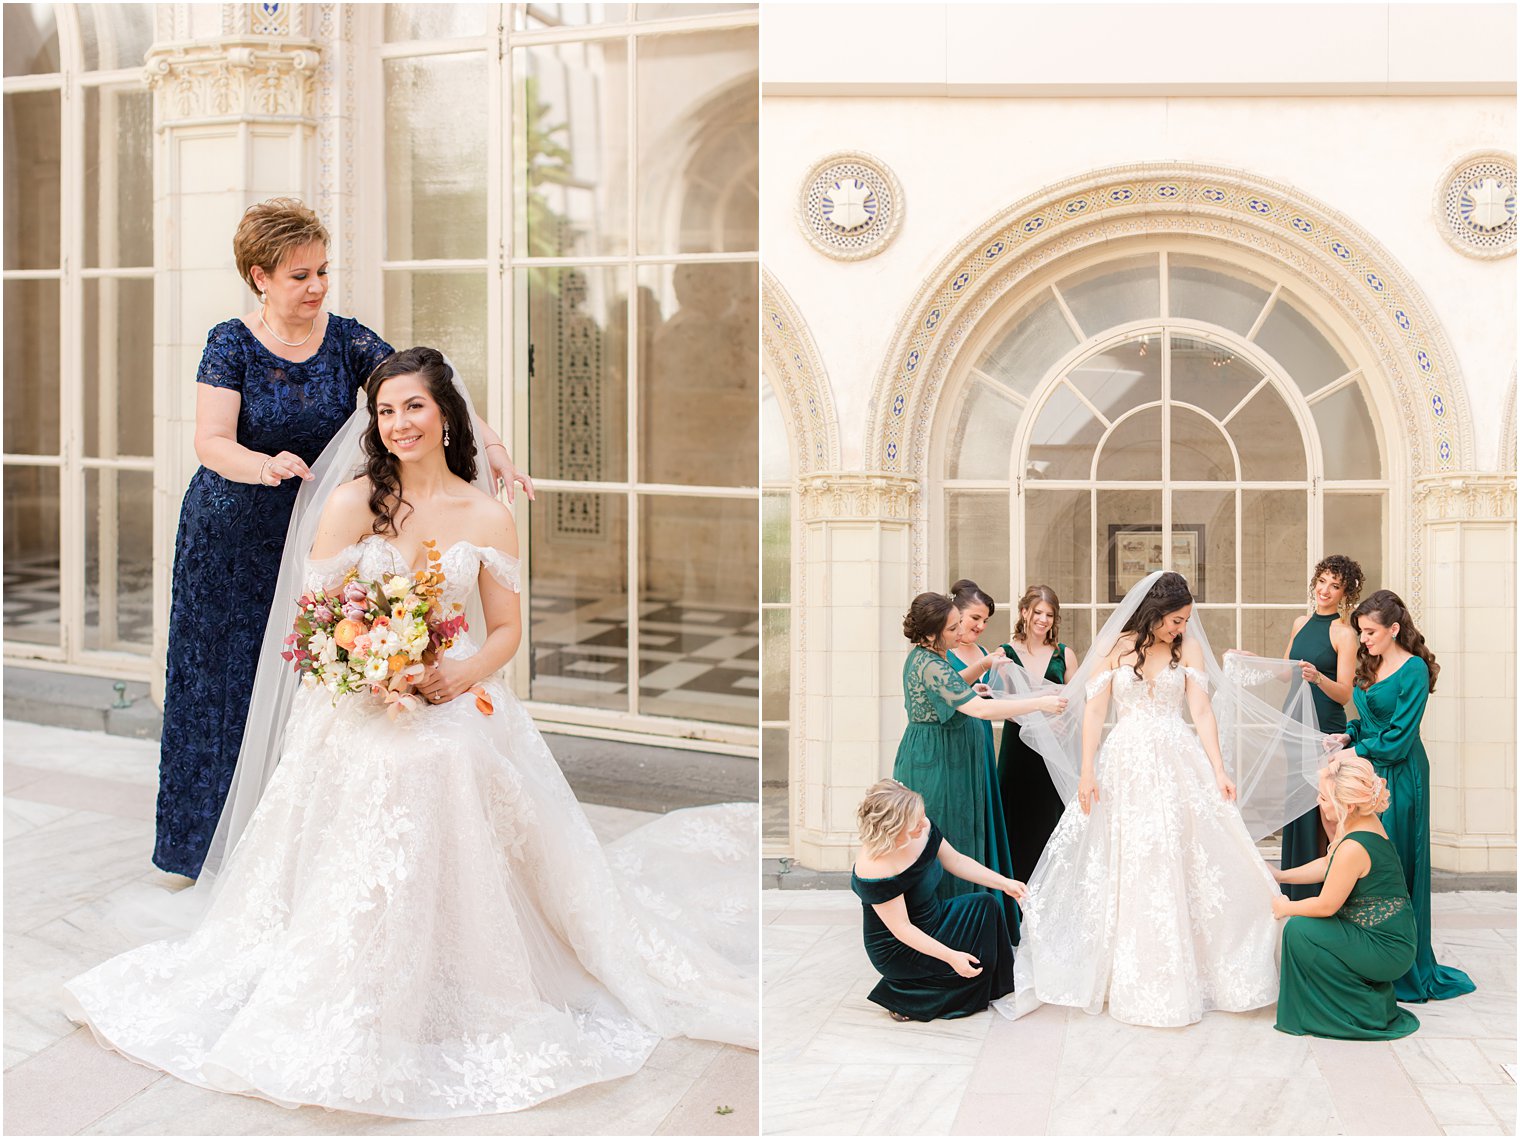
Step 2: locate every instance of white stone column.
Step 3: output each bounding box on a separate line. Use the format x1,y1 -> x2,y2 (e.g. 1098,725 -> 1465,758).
790,473 -> 918,870
147,5 -> 321,703
1417,472 -> 1517,878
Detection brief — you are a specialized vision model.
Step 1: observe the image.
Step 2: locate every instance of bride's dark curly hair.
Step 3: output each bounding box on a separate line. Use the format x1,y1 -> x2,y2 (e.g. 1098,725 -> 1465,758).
361,347 -> 477,536
1120,571 -> 1192,680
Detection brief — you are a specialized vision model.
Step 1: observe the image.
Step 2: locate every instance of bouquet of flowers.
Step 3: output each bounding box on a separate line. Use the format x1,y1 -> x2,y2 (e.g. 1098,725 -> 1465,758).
281,539 -> 494,716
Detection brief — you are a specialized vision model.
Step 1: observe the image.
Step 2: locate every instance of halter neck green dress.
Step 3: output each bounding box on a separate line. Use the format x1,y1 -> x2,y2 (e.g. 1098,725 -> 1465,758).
1281,612 -> 1347,900
1347,657 -> 1475,1003
996,641 -> 1068,883
893,647 -> 1019,942
852,823 -> 1016,1021
1276,831 -> 1421,1039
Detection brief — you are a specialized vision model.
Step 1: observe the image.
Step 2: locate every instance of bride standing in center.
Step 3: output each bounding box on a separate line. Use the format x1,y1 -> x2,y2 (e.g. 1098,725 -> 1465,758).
1006,571 -> 1319,1028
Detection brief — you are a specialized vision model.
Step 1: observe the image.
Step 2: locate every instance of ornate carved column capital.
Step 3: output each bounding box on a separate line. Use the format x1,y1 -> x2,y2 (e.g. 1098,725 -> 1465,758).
797,472 -> 919,523
1413,472 -> 1518,523
145,36 -> 321,126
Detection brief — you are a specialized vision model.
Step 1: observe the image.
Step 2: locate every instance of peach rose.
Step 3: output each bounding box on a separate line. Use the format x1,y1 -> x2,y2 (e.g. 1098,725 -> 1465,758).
333,617 -> 368,651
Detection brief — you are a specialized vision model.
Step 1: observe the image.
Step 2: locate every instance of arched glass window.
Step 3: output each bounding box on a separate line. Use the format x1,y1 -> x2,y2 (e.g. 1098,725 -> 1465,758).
939,249 -> 1387,656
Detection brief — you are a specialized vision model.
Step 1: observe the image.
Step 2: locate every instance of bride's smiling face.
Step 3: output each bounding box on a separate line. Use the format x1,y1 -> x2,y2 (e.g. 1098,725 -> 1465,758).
375,373 -> 446,461
1150,604 -> 1191,643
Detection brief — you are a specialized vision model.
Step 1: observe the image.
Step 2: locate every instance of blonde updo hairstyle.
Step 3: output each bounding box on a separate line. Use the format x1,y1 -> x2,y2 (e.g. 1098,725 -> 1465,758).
1318,754 -> 1391,835
857,779 -> 925,859
232,197 -> 330,298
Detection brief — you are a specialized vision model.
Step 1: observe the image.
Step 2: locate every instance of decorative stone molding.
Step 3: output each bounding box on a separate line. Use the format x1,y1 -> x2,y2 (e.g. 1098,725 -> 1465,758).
798,473 -> 918,523
311,4 -> 357,303
1501,367 -> 1517,473
761,269 -> 841,474
797,151 -> 904,262
1435,150 -> 1517,260
145,36 -> 320,126
1414,472 -> 1517,523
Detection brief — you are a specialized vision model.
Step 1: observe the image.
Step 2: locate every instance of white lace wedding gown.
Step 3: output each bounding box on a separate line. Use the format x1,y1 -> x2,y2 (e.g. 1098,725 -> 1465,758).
1008,661 -> 1281,1027
64,537 -> 757,1118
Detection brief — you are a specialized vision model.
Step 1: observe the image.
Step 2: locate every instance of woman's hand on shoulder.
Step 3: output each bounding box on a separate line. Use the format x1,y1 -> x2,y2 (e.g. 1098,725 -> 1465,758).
309,478 -> 374,559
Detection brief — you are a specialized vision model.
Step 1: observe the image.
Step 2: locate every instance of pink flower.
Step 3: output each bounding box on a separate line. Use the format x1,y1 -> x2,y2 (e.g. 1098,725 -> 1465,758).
342,602 -> 366,621
343,581 -> 370,605
314,605 -> 335,625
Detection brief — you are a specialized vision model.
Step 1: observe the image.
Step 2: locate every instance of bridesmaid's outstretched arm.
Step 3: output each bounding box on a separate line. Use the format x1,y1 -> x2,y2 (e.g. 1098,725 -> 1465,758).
1349,668 -> 1430,766
936,836 -> 1027,899
1272,840 -> 1369,919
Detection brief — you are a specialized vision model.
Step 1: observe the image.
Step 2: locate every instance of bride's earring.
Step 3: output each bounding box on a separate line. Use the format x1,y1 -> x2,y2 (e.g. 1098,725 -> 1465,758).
443,422 -> 451,448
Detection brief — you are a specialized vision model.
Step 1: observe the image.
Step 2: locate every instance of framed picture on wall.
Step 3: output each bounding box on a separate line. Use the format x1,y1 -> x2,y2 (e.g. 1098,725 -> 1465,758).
1107,524 -> 1205,602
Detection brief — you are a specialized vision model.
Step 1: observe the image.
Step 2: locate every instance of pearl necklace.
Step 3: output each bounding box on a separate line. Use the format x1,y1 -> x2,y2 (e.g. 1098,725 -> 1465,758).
258,305 -> 318,348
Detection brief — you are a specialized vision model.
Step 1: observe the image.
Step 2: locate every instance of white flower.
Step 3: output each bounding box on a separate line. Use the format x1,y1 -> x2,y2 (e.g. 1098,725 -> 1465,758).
301,672 -> 319,689
323,671 -> 341,694
308,630 -> 332,657
383,574 -> 412,600
363,655 -> 390,683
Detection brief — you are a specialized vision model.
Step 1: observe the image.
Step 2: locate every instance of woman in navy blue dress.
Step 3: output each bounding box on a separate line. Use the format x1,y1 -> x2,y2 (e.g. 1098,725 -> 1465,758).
155,199 -> 530,877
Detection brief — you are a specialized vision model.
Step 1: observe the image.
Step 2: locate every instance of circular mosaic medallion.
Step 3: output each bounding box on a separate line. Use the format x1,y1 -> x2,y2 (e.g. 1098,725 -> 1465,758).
797,152 -> 904,261
1436,151 -> 1516,259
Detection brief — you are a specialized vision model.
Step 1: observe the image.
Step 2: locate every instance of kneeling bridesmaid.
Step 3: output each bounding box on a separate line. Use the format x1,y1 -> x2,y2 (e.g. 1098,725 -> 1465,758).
851,779 -> 1024,1022
1271,755 -> 1419,1040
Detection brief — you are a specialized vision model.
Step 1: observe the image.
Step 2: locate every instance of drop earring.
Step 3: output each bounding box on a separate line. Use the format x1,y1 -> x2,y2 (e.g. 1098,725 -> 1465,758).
443,423 -> 451,448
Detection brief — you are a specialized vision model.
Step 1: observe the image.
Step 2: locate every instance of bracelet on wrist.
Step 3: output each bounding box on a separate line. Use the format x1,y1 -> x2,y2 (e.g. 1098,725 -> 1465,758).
258,457 -> 274,484
486,442 -> 508,453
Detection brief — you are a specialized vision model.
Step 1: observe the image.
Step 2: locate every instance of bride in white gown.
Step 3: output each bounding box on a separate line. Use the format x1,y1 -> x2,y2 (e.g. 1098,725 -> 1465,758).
63,348 -> 756,1118
1002,571 -> 1324,1028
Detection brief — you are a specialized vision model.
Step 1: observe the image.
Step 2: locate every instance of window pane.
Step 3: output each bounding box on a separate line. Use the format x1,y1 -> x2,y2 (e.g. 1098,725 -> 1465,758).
1094,406 -> 1162,481
636,27 -> 758,254
946,491 -> 1011,647
1067,336 -> 1160,423
78,5 -> 154,70
1167,255 -> 1273,335
521,4 -> 630,29
2,466 -> 60,647
762,725 -> 788,839
1254,290 -> 1351,399
1057,255 -> 1159,335
529,490 -> 628,712
1029,381 -> 1104,480
1170,335 -> 1261,421
83,278 -> 154,458
4,280 -> 60,454
762,608 -> 788,721
1323,493 -> 1383,591
946,381 -> 1021,480
516,39 -> 629,258
384,54 -> 488,261
1172,490 -> 1235,603
975,295 -> 1078,400
383,270 -> 489,408
1198,608 -> 1238,659
84,468 -> 153,653
638,494 -> 758,725
639,261 -> 757,486
1170,407 -> 1235,481
1024,488 -> 1091,605
1313,382 -> 1383,480
761,490 -> 789,604
760,372 -> 790,482
1097,489 -> 1162,603
84,86 -> 153,268
1240,609 -> 1302,659
4,91 -> 61,270
520,265 -> 629,483
386,5 -> 493,40
1230,385 -> 1306,481
4,4 -> 59,76
1242,490 -> 1306,603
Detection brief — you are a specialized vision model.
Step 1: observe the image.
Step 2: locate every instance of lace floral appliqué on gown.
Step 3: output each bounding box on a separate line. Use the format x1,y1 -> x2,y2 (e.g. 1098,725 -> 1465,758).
65,537 -> 756,1118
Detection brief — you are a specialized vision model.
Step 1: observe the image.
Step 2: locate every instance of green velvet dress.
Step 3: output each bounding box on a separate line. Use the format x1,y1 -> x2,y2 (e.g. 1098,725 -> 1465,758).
1275,831 -> 1421,1040
946,646 -> 1019,934
996,642 -> 1068,883
893,647 -> 1019,943
1348,658 -> 1475,1003
1281,613 -> 1347,901
852,823 -> 1016,1021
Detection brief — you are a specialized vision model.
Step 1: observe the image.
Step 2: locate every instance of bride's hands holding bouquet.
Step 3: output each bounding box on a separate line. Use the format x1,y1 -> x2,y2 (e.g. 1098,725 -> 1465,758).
416,658 -> 480,705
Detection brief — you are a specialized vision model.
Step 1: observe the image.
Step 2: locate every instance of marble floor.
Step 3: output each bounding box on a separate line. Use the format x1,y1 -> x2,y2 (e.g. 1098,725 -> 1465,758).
763,889 -> 1517,1136
2,720 -> 757,1136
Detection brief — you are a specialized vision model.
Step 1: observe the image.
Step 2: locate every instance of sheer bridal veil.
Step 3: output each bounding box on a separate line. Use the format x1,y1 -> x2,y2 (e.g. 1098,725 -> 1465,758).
996,571 -> 1327,841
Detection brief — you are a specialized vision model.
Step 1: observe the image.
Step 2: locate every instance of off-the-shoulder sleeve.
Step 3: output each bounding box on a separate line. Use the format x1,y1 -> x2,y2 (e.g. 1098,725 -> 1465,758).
303,543 -> 363,593
1183,665 -> 1210,691
476,546 -> 521,594
345,320 -> 394,392
196,321 -> 246,391
850,875 -> 906,906
1085,668 -> 1116,699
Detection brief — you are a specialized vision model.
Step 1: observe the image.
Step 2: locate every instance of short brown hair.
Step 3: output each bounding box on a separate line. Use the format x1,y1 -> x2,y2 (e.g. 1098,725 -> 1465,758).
232,198 -> 329,297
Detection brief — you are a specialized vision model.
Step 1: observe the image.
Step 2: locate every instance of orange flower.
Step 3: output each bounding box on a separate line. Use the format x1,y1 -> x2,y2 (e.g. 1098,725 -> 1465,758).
388,653 -> 410,675
333,618 -> 368,650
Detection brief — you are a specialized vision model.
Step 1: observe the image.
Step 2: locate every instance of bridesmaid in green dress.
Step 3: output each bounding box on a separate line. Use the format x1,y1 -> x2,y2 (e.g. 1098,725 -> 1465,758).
1279,556 -> 1363,900
852,780 -> 1026,1021
944,580 -> 1019,931
1325,590 -> 1475,1003
892,593 -> 1067,940
1271,754 -> 1420,1039
996,586 -> 1079,882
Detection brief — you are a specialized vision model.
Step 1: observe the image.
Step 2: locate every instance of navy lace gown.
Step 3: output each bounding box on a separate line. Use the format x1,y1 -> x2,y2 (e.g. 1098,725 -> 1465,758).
154,316 -> 393,877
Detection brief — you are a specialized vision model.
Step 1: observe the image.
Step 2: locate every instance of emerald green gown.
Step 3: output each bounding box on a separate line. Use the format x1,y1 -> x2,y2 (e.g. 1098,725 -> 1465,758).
852,823 -> 1016,1021
1275,830 -> 1420,1039
1347,658 -> 1475,1003
893,647 -> 1019,943
1281,613 -> 1346,900
947,647 -> 1019,933
996,641 -> 1068,883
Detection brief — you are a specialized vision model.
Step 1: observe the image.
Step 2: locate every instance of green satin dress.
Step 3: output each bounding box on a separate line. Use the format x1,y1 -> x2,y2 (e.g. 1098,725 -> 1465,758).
852,823 -> 1016,1021
1281,613 -> 1347,901
893,647 -> 1019,943
1275,830 -> 1420,1040
947,647 -> 1019,933
1348,658 -> 1475,1003
996,642 -> 1068,883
